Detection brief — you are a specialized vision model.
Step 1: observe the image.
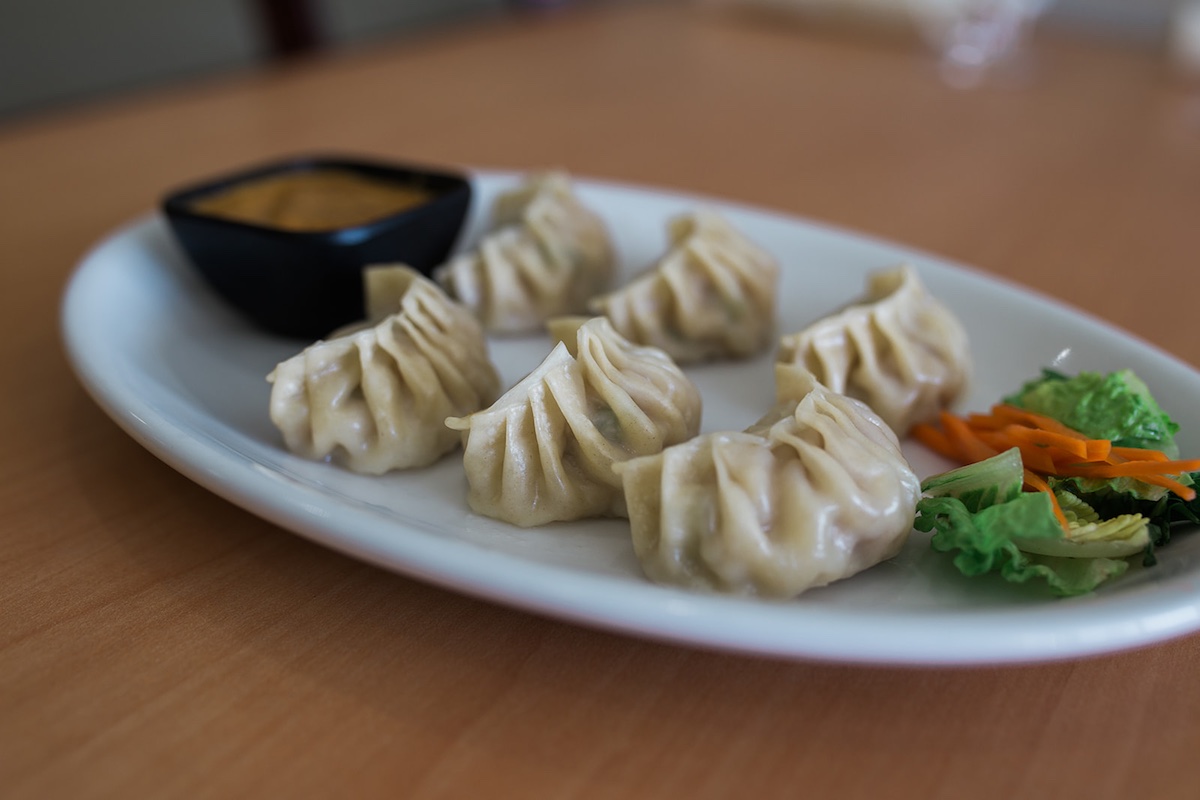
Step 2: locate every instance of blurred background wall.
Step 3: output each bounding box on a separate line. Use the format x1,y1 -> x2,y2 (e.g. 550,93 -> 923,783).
0,0 -> 504,119
0,0 -> 1190,121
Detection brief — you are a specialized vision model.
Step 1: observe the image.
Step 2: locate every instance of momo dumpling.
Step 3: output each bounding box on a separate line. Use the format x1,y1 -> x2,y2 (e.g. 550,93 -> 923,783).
445,317 -> 702,527
267,267 -> 501,474
326,264 -> 438,337
587,211 -> 779,364
617,368 -> 920,598
777,265 -> 969,434
434,172 -> 615,333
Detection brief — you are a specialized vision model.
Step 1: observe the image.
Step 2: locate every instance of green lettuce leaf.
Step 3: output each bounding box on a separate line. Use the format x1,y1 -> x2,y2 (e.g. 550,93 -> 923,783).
920,447 -> 1024,513
1004,368 -> 1180,454
915,493 -> 1129,596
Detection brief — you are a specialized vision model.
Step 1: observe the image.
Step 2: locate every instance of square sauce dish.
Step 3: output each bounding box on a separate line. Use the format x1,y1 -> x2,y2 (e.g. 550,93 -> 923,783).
162,155 -> 472,339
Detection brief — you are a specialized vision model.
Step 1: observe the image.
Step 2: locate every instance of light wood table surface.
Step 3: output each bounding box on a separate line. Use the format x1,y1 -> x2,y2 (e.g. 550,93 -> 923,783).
5,2 -> 1200,797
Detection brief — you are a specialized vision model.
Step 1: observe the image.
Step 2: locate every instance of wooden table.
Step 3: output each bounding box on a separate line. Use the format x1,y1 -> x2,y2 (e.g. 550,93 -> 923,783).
5,2 -> 1200,796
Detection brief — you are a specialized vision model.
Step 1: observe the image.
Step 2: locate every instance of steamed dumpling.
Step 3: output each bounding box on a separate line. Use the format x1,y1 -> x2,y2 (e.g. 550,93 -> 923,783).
267,266 -> 501,474
616,367 -> 920,598
587,210 -> 779,364
434,172 -> 615,333
445,317 -> 702,527
326,264 -> 437,338
777,265 -> 969,433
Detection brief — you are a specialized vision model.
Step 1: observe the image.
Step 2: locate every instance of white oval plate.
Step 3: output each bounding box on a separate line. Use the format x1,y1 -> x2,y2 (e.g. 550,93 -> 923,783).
61,172 -> 1200,666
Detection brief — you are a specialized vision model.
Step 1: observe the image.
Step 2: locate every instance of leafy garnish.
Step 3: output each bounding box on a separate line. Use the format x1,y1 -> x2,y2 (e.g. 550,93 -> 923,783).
1004,368 -> 1180,454
1015,490 -> 1149,559
1054,473 -> 1200,561
915,493 -> 1128,596
912,405 -> 1198,506
912,368 -> 1196,593
921,447 -> 1023,513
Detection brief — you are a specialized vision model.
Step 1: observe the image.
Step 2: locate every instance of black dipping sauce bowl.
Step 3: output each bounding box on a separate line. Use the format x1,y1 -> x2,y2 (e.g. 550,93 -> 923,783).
162,155 -> 472,339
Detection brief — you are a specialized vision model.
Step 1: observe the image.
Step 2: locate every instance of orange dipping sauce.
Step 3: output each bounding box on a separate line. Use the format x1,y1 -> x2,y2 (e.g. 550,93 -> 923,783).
190,168 -> 432,232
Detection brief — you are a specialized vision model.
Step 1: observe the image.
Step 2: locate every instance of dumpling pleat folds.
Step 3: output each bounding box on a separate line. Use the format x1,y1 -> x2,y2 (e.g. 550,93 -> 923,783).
617,368 -> 920,598
777,265 -> 969,433
268,266 -> 501,474
588,210 -> 779,364
435,172 -> 615,333
447,317 -> 702,527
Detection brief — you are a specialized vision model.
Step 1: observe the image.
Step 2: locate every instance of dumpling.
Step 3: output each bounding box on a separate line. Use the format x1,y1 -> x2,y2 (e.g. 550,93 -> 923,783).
434,172 -> 615,333
777,265 -> 969,434
586,210 -> 779,364
325,264 -> 435,337
445,316 -> 702,527
267,266 -> 501,474
616,367 -> 920,598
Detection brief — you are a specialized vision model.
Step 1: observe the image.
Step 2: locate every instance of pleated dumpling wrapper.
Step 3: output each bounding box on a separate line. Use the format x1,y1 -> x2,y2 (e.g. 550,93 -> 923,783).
267,266 -> 501,474
616,366 -> 920,598
434,172 -> 615,333
445,316 -> 702,527
777,264 -> 969,434
587,210 -> 779,364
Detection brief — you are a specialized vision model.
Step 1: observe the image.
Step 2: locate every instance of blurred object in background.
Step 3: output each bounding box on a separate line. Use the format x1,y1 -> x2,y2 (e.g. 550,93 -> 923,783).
312,0 -> 502,46
706,0 -> 924,38
506,0 -> 575,8
3,0 -> 1197,121
0,0 -> 503,120
254,0 -> 324,58
706,0 -> 1048,87
709,0 -> 1194,86
1046,0 -> 1176,43
1168,0 -> 1200,76
1168,1 -> 1200,131
715,0 -> 1185,43
0,0 -> 258,119
911,0 -> 1050,88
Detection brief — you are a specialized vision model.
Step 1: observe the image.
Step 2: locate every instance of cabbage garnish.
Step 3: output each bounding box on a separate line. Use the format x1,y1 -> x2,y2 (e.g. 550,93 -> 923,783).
915,451 -> 1145,595
1013,491 -> 1149,559
1056,472 -> 1200,560
921,447 -> 1023,513
915,491 -> 1128,597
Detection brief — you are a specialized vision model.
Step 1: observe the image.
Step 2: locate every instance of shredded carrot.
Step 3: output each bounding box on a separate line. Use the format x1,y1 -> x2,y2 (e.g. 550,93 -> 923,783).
965,413 -> 1006,431
1022,469 -> 1070,530
1002,424 -> 1090,460
1056,459 -> 1200,479
1132,475 -> 1197,502
916,403 -> 1196,502
975,430 -> 1057,473
940,411 -> 999,463
1110,446 -> 1171,462
911,422 -> 957,461
989,404 -> 1091,439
